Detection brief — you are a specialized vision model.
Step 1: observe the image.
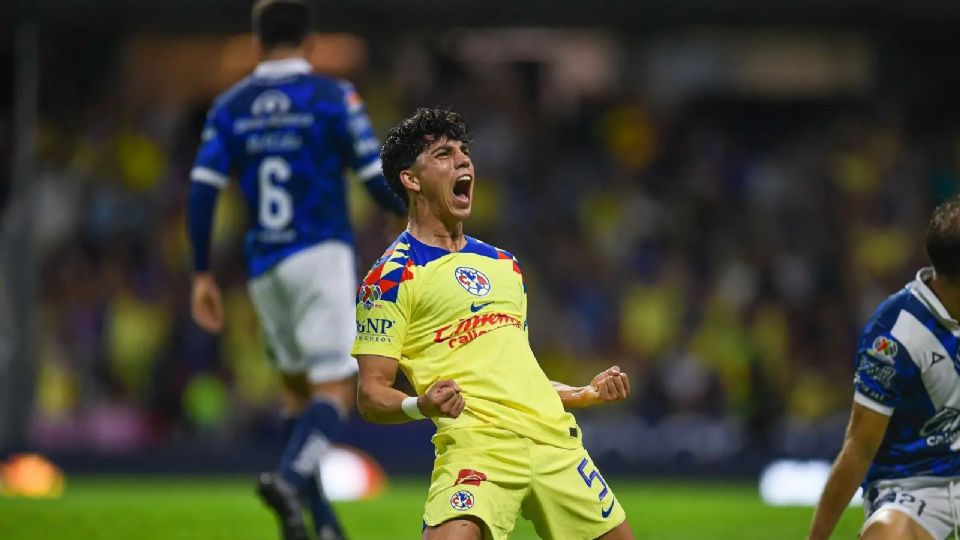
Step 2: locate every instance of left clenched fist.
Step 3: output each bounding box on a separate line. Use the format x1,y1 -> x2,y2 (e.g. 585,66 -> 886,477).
589,366 -> 631,403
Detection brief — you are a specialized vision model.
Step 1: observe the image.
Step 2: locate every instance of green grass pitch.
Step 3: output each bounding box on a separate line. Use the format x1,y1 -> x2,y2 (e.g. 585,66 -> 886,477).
0,476 -> 862,539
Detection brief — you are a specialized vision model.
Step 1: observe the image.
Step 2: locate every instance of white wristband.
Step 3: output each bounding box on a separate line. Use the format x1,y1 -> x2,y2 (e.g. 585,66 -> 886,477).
401,396 -> 426,420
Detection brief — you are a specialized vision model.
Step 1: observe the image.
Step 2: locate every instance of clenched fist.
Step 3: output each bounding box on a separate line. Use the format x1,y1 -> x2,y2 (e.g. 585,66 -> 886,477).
418,380 -> 465,418
587,366 -> 631,404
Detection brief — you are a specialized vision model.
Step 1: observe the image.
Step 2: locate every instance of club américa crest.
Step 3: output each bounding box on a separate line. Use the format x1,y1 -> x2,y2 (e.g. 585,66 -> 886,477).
454,267 -> 491,297
358,284 -> 382,310
450,490 -> 475,510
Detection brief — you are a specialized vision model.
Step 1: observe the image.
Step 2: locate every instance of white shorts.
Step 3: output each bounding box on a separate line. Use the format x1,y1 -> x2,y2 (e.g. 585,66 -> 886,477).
248,241 -> 358,384
862,476 -> 960,540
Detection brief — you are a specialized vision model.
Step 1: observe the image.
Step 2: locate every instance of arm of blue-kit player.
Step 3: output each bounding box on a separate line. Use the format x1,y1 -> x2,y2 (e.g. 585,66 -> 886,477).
334,82 -> 406,216
807,403 -> 889,540
187,106 -> 232,333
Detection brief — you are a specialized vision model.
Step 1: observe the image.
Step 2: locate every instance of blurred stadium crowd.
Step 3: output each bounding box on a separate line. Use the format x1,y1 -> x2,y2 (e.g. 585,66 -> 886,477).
14,30 -> 959,468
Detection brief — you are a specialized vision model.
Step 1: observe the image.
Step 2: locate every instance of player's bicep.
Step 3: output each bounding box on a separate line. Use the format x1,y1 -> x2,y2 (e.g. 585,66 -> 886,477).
852,333 -> 914,415
335,82 -> 381,180
352,265 -> 413,359
846,401 -> 892,461
356,354 -> 401,388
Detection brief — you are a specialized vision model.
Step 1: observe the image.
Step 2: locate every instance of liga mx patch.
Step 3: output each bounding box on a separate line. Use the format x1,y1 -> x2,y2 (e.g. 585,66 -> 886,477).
450,490 -> 475,511
454,267 -> 491,297
871,336 -> 898,364
358,284 -> 382,310
455,469 -> 487,487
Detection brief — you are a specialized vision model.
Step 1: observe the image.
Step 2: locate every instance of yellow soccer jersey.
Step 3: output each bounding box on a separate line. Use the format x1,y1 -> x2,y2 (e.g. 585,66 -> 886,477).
352,231 -> 581,450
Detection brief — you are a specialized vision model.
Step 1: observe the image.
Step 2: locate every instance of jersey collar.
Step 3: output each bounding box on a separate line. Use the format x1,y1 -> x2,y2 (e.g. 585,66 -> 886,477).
254,58 -> 313,78
910,266 -> 960,332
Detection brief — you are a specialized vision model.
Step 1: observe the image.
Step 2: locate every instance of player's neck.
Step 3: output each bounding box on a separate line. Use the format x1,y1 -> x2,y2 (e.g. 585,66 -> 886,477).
261,47 -> 305,62
407,212 -> 466,252
929,276 -> 960,320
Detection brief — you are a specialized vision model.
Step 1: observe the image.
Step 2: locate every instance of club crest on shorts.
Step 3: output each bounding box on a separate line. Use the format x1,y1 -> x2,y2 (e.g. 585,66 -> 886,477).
454,267 -> 491,297
358,284 -> 382,310
450,490 -> 475,510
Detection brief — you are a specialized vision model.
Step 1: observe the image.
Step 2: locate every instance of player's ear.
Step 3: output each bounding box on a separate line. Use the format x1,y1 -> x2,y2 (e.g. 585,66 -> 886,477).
400,170 -> 421,194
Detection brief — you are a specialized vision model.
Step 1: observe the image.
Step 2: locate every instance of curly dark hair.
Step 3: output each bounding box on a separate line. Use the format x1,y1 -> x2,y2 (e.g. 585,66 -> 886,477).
252,0 -> 314,51
380,108 -> 472,209
927,196 -> 960,280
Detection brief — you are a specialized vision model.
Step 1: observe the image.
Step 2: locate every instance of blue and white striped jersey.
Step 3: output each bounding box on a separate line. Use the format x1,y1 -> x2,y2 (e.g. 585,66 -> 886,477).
855,267 -> 960,485
190,58 -> 398,278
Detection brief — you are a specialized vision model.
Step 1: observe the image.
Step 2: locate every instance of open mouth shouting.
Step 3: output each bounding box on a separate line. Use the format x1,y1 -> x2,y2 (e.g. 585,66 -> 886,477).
452,173 -> 473,206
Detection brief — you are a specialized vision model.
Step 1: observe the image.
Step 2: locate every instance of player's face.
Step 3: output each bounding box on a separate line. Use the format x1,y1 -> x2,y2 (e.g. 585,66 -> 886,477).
408,136 -> 474,223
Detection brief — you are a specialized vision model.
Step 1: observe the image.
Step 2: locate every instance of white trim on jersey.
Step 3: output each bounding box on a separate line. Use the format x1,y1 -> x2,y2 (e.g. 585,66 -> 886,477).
191,166 -> 229,189
356,158 -> 383,182
910,267 -> 960,333
254,58 -> 313,78
890,293 -> 960,412
855,391 -> 894,416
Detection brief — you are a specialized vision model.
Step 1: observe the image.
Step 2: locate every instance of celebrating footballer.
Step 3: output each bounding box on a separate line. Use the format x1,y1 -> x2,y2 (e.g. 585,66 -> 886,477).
352,108 -> 635,540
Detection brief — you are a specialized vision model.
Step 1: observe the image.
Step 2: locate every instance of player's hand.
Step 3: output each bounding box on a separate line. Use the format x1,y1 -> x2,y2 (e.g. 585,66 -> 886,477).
191,273 -> 224,334
585,366 -> 631,405
418,380 -> 465,418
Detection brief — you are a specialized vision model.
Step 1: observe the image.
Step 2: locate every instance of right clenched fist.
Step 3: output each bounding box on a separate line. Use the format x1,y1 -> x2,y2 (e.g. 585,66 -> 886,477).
418,380 -> 465,418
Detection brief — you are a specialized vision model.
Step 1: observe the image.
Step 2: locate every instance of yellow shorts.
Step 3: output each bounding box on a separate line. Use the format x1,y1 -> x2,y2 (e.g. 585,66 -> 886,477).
422,427 -> 627,540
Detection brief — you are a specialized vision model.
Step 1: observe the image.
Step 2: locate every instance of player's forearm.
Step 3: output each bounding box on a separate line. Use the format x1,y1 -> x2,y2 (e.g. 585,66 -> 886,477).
186,182 -> 219,273
551,381 -> 593,409
357,381 -> 421,424
807,441 -> 876,540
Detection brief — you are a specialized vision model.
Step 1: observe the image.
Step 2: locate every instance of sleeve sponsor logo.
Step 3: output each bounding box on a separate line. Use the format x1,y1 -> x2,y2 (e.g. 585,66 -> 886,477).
357,318 -> 394,335
854,381 -> 889,404
356,317 -> 394,343
871,336 -> 899,364
433,312 -> 522,349
358,284 -> 382,310
454,267 -> 491,297
856,355 -> 898,389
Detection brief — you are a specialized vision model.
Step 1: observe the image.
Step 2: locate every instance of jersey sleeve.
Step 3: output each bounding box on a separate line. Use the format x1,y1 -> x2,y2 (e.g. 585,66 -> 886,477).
515,257 -> 528,334
334,81 -> 382,182
853,330 -> 917,416
352,263 -> 413,360
190,106 -> 232,190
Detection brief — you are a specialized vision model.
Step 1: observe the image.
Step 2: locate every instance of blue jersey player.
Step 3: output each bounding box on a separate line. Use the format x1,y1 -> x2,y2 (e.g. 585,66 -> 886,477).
809,197 -> 960,540
186,1 -> 405,539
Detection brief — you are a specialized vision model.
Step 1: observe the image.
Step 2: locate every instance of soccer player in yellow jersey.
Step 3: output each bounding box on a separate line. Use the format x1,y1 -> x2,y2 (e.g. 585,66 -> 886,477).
352,108 -> 636,540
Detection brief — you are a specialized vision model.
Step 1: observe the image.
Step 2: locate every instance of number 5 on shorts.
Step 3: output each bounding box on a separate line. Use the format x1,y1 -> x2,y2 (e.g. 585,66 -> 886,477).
578,458 -> 609,501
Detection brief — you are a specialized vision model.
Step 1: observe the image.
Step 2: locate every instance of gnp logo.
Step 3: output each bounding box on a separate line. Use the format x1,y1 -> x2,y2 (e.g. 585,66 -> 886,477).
251,90 -> 291,116
454,267 -> 491,297
358,284 -> 382,310
450,490 -> 475,511
357,318 -> 394,335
